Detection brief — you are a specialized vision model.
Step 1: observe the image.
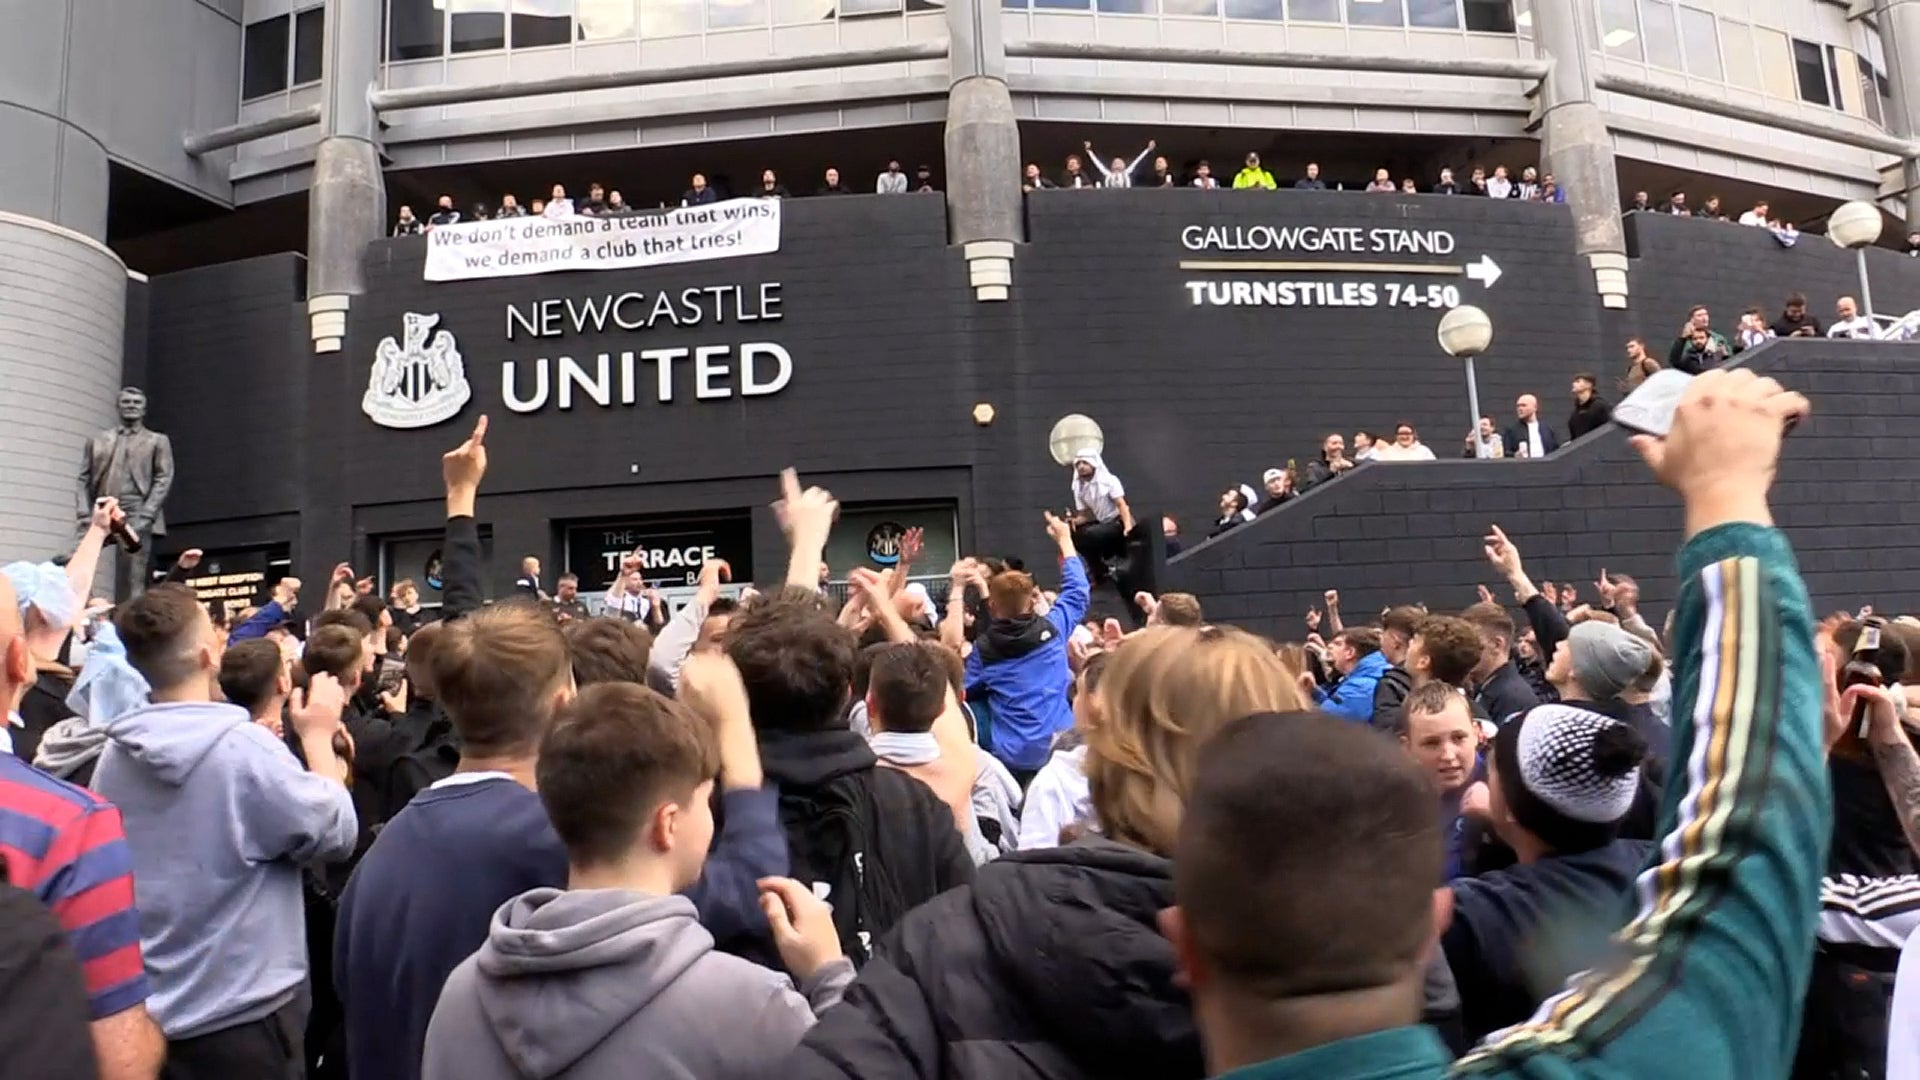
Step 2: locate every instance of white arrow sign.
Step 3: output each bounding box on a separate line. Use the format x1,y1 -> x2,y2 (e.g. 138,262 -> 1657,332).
1466,254 -> 1502,288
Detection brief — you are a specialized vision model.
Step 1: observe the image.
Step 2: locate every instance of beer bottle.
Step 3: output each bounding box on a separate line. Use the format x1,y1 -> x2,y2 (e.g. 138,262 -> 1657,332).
1835,621 -> 1887,761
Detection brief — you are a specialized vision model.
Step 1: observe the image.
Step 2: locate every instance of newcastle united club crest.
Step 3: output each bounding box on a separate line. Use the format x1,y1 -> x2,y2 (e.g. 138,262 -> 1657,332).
363,312 -> 472,429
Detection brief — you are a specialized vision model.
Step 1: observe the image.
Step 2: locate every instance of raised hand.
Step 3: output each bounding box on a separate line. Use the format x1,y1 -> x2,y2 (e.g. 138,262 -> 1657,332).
775,468 -> 838,542
1628,368 -> 1807,536
1323,589 -> 1340,610
442,414 -> 489,493
177,548 -> 204,570
1305,607 -> 1322,632
89,497 -> 122,532
1483,525 -> 1523,578
289,673 -> 347,743
1043,511 -> 1075,551
1477,584 -> 1495,605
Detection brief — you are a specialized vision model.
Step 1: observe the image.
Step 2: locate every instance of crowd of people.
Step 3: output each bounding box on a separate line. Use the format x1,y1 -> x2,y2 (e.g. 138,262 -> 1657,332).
1023,148 -> 1573,200
4,369 -> 1920,1080
1630,188 -> 1920,257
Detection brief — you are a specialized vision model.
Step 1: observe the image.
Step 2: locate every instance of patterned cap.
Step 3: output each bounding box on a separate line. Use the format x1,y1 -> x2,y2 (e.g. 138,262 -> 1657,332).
1493,704 -> 1648,852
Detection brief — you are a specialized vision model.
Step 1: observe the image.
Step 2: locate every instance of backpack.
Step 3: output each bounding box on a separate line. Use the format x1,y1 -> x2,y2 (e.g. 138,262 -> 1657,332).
778,773 -> 908,966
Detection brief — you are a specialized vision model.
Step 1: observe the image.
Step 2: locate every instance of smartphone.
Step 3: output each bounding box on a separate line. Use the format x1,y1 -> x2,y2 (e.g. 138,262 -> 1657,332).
1613,368 -> 1799,439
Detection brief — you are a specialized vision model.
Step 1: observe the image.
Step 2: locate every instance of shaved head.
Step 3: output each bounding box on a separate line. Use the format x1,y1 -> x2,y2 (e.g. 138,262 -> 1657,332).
0,576 -> 32,713
1515,394 -> 1538,420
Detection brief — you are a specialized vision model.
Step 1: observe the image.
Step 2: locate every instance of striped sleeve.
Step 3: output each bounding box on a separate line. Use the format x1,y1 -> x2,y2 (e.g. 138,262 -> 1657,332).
44,803 -> 149,1020
1455,523 -> 1830,1078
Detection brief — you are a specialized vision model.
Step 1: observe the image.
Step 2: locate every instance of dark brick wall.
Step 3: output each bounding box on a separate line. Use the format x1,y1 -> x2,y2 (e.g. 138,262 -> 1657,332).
1163,339 -> 1920,639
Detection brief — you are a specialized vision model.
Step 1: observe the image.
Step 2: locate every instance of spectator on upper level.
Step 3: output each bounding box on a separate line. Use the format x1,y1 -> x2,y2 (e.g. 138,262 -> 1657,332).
1486,165 -> 1514,199
1771,293 -> 1822,338
1466,166 -> 1491,196
546,184 -> 574,217
1538,174 -> 1566,203
1084,139 -> 1156,188
1148,156 -> 1176,188
580,183 -> 608,215
1623,337 -> 1661,391
1372,422 -> 1438,462
1663,191 -> 1690,215
1434,168 -> 1459,194
1353,430 -> 1377,462
1060,154 -> 1096,190
913,165 -> 937,193
496,194 -> 525,218
1675,323 -> 1731,374
1568,373 -> 1611,440
1464,416 -> 1505,459
1503,395 -> 1559,460
1695,195 -> 1726,220
427,196 -> 460,228
683,173 -> 716,206
1515,166 -> 1540,201
1366,169 -> 1396,193
1734,307 -> 1774,352
1162,515 -> 1182,557
393,205 -> 423,236
1233,152 -> 1276,190
469,202 -> 491,222
1191,160 -> 1219,189
758,170 -> 791,199
1628,189 -> 1651,212
877,160 -> 908,194
1666,304 -> 1727,370
1905,229 -> 1920,256
1829,295 -> 1876,339
1400,177 -> 1418,194
1739,199 -> 1771,226
1305,433 -> 1356,488
1208,487 -> 1255,540
1295,162 -> 1327,190
1021,163 -> 1055,192
1255,468 -> 1295,514
817,168 -> 852,196
603,191 -> 632,216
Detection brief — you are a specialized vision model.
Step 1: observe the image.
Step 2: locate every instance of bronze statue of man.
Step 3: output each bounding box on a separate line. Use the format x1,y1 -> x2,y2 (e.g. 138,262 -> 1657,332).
78,387 -> 175,600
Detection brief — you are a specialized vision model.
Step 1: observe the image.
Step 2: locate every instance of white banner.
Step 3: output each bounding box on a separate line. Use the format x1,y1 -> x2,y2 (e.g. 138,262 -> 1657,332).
422,199 -> 781,282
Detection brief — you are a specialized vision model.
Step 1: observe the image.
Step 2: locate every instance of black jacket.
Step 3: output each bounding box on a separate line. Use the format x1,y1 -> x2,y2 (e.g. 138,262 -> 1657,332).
791,839 -> 1466,1077
1501,419 -> 1561,458
740,728 -> 972,971
1567,396 -> 1612,440
1472,662 -> 1540,727
0,880 -> 98,1079
1372,664 -> 1413,731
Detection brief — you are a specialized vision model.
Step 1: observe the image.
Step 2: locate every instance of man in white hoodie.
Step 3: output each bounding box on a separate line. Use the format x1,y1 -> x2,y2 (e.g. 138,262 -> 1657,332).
424,663 -> 852,1080
85,582 -> 357,1078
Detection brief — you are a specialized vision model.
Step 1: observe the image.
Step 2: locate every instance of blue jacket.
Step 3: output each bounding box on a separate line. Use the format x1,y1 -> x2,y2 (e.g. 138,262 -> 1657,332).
964,555 -> 1090,770
1315,651 -> 1390,723
228,600 -> 287,642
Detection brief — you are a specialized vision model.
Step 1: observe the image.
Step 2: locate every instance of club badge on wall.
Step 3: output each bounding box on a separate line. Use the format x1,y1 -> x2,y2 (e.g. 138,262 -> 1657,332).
866,522 -> 907,567
363,312 -> 472,429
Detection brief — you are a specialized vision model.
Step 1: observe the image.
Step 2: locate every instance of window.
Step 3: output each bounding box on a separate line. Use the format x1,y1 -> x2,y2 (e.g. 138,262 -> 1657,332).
1597,0 -> 1639,58
1097,0 -> 1158,13
1676,7 -> 1718,80
242,15 -> 291,98
1348,0 -> 1404,26
1792,37 -> 1829,106
388,0 -> 444,59
1409,0 -> 1458,26
639,0 -> 703,34
1755,28 -> 1793,98
1638,0 -> 1681,70
1859,58 -> 1883,123
293,8 -> 326,85
1226,0 -> 1281,17
1286,0 -> 1339,19
450,0 -> 505,52
1833,47 -> 1867,114
575,0 -> 635,38
1163,0 -> 1219,14
707,0 -> 768,22
1719,21 -> 1759,89
513,0 -> 572,47
1461,0 -> 1513,31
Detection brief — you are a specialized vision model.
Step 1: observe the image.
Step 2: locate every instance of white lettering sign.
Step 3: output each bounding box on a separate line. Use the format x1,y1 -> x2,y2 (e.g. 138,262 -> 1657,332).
1186,281 -> 1466,309
424,200 -> 781,282
502,343 -> 792,412
1179,225 -> 1457,256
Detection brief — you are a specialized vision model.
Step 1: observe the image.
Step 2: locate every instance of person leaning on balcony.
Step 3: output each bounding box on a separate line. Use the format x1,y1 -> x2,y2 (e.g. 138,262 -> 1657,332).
1232,152 -> 1276,190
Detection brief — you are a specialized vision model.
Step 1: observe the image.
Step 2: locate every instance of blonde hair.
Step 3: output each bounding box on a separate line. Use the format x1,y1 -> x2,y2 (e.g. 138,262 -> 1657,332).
1086,626 -> 1306,856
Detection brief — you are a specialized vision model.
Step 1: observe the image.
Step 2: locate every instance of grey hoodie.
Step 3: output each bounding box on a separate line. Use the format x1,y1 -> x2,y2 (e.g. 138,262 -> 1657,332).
91,700 -> 357,1039
424,888 -> 853,1080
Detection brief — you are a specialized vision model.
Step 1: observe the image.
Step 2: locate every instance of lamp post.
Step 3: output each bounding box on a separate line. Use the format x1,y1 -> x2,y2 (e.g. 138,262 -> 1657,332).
1828,200 -> 1884,328
1048,413 -> 1106,467
1438,305 -> 1495,458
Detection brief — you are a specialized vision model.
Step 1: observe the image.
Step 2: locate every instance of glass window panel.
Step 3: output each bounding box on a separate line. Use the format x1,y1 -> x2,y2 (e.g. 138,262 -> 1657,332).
1347,0 -> 1404,25
1596,0 -> 1639,58
1639,0 -> 1680,69
706,0 -> 768,25
389,0 -> 444,60
1755,28 -> 1793,98
841,0 -> 903,13
1033,0 -> 1091,9
242,15 -> 291,98
640,0 -> 703,33
1719,21 -> 1758,89
1286,0 -> 1339,21
1004,0 -> 1029,8
774,0 -> 835,21
576,0 -> 635,37
1861,57 -> 1884,124
1823,45 -> 1846,109
512,0 -> 572,47
1834,46 -> 1865,113
293,8 -> 325,84
1511,0 -> 1529,36
1097,0 -> 1157,12
1163,0 -> 1218,14
1792,38 -> 1829,105
450,0 -> 506,52
1677,7 -> 1718,80
1461,0 -> 1511,31
1409,0 -> 1458,26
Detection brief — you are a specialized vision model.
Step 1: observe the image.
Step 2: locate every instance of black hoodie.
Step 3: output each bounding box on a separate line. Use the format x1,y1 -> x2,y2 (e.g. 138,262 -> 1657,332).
734,729 -> 972,972
789,839 -> 1467,1078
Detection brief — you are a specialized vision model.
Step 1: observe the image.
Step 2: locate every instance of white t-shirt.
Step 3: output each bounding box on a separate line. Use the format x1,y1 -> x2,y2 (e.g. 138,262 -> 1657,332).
1524,420 -> 1545,459
1830,316 -> 1876,340
1370,442 -> 1437,462
1018,745 -> 1094,850
1074,473 -> 1126,524
1738,210 -> 1769,226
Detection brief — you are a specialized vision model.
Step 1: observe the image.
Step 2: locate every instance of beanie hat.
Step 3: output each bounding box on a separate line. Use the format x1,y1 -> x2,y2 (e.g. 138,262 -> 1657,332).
1262,468 -> 1285,484
1568,621 -> 1654,702
1492,704 -> 1646,855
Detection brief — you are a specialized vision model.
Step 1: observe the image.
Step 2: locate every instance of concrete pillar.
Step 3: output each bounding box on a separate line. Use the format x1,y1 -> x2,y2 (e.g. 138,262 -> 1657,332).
944,0 -> 1023,302
306,0 -> 387,353
1528,0 -> 1631,309
0,212 -> 129,570
1875,0 -> 1920,224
